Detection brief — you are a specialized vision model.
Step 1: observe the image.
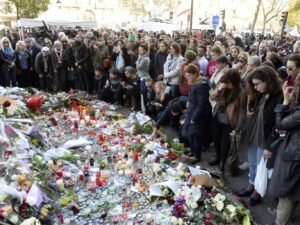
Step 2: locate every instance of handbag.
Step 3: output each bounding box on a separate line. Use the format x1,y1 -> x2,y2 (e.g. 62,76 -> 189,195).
115,52 -> 125,73
254,156 -> 268,197
224,135 -> 239,176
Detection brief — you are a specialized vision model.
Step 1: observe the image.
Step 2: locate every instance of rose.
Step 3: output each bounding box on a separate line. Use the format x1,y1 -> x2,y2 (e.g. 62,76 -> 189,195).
3,100 -> 11,108
190,201 -> 198,209
216,201 -> 224,211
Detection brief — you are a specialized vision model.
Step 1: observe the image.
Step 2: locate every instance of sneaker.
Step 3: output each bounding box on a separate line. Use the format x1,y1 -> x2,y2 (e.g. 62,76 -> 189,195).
188,157 -> 200,165
209,159 -> 220,166
238,162 -> 249,170
248,195 -> 262,207
235,188 -> 253,197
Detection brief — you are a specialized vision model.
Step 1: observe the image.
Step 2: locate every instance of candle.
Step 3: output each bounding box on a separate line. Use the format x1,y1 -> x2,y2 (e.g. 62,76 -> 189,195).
89,158 -> 94,167
96,177 -> 102,186
145,213 -> 153,223
103,145 -> 108,152
56,169 -> 63,178
57,213 -> 64,223
133,151 -> 139,162
132,175 -> 138,186
78,172 -> 84,182
56,179 -> 64,192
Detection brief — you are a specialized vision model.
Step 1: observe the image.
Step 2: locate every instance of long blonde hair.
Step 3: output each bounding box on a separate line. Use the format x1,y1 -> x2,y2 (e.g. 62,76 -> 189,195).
154,81 -> 167,102
0,37 -> 13,51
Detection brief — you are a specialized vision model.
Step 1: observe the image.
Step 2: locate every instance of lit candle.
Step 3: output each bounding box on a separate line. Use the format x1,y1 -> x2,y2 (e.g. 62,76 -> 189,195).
56,179 -> 64,192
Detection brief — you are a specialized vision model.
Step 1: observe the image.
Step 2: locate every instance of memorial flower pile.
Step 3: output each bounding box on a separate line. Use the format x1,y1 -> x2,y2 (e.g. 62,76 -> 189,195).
0,87 -> 252,225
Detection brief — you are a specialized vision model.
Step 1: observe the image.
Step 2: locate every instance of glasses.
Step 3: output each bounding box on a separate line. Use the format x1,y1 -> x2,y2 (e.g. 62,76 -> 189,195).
287,67 -> 295,72
3,41 -> 9,43
238,60 -> 245,63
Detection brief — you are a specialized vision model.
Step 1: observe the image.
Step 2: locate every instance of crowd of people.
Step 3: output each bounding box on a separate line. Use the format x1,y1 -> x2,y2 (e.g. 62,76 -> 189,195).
1,27 -> 300,225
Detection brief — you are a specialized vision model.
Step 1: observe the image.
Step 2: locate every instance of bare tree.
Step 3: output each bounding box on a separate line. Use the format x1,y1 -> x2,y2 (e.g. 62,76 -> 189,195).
261,0 -> 287,34
251,0 -> 262,34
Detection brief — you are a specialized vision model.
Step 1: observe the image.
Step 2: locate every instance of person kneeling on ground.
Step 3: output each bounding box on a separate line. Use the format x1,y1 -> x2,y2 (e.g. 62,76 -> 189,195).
151,96 -> 188,142
122,66 -> 141,111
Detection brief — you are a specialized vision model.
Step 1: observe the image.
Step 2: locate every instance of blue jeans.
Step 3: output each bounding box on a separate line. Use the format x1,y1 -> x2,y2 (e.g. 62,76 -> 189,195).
247,144 -> 264,185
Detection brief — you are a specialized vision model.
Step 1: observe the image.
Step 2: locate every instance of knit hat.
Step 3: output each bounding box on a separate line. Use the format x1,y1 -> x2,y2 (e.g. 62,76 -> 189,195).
128,33 -> 136,42
184,50 -> 197,63
125,66 -> 136,74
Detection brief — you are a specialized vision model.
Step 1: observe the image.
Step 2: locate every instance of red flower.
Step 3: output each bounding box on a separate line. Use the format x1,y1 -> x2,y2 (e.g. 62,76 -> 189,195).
3,100 -> 11,108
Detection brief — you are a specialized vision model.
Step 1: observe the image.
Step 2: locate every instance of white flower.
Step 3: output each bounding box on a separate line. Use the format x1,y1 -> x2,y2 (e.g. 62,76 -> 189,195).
178,170 -> 184,177
226,204 -> 237,218
216,201 -> 224,211
20,217 -> 41,225
213,193 -> 226,203
178,218 -> 184,225
190,186 -> 201,201
190,201 -> 198,209
177,163 -> 184,170
172,216 -> 178,224
9,214 -> 19,224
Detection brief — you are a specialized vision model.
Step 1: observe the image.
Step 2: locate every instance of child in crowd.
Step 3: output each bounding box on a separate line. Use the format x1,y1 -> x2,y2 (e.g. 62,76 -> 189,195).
98,68 -> 124,104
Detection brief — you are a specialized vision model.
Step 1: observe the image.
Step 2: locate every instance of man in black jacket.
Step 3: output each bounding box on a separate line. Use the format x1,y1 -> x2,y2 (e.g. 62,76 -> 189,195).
73,39 -> 93,93
25,37 -> 41,88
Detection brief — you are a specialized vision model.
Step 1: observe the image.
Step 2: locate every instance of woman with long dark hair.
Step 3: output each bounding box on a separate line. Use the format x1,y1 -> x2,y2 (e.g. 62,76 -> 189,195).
154,41 -> 168,81
209,69 -> 246,171
236,66 -> 283,206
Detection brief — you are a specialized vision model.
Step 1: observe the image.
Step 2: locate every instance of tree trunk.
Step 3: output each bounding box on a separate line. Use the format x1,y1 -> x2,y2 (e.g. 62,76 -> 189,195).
251,0 -> 262,34
262,17 -> 266,35
16,6 -> 19,20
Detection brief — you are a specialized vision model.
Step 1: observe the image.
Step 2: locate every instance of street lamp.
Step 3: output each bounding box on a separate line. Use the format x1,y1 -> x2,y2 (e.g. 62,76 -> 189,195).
220,9 -> 226,31
281,11 -> 288,36
190,0 -> 194,32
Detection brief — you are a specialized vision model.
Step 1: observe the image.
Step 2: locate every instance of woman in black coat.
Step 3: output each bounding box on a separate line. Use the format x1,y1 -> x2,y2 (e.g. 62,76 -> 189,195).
268,80 -> 300,225
153,41 -> 168,81
0,37 -> 16,87
236,66 -> 283,206
182,64 -> 212,163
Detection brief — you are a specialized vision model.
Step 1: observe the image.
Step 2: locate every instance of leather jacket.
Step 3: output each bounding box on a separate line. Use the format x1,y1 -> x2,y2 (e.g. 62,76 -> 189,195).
274,104 -> 300,161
